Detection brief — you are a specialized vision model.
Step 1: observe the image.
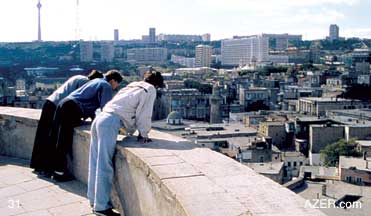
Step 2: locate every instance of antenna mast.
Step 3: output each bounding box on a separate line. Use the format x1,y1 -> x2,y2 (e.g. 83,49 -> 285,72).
75,0 -> 81,40
37,0 -> 42,41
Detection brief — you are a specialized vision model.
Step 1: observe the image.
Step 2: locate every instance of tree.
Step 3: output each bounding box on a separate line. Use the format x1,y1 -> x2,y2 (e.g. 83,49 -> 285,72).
184,79 -> 212,94
320,139 -> 362,167
341,84 -> 371,101
246,100 -> 269,111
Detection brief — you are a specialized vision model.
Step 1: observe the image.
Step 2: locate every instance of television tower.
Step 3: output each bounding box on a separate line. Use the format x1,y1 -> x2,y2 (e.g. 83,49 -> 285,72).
75,0 -> 81,40
37,0 -> 42,41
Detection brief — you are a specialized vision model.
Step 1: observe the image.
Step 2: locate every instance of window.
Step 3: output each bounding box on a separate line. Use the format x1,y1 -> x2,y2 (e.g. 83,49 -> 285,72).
346,176 -> 352,182
356,177 -> 362,183
260,156 -> 264,162
294,162 -> 297,167
300,161 -> 303,166
288,162 -> 291,167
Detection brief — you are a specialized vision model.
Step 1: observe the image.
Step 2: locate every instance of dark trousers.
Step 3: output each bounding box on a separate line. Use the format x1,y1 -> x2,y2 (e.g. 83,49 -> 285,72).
30,100 -> 56,171
51,99 -> 83,172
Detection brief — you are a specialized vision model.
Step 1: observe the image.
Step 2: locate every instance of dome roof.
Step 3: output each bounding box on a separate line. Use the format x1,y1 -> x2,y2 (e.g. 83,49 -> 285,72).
167,111 -> 182,120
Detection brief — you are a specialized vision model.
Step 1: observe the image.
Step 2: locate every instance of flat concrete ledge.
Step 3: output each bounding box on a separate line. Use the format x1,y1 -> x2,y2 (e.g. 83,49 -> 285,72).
0,107 -> 41,159
0,107 -> 326,216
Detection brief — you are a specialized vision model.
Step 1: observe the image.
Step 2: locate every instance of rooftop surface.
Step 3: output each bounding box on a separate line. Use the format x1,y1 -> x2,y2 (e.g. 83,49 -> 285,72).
299,166 -> 339,178
0,156 -> 93,216
339,156 -> 371,171
357,140 -> 371,147
191,123 -> 257,137
245,162 -> 284,175
296,180 -> 371,216
0,106 -> 327,216
300,97 -> 355,102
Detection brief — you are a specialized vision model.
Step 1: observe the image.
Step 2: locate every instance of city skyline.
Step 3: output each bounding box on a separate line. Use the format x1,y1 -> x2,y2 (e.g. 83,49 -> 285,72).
0,0 -> 371,42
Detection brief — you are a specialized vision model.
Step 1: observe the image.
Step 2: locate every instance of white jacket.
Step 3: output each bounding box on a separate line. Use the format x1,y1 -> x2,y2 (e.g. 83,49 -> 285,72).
103,81 -> 156,138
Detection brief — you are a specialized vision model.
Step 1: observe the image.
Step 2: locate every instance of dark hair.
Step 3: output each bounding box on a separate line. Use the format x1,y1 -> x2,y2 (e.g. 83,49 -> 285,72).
144,71 -> 164,88
87,70 -> 103,80
104,70 -> 123,83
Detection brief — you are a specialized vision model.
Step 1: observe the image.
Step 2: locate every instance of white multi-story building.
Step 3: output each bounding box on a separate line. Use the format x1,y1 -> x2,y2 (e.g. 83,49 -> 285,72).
170,55 -> 195,68
221,36 -> 269,66
202,33 -> 211,42
16,79 -> 26,91
127,48 -> 168,64
80,41 -> 93,62
100,42 -> 115,62
195,45 -> 212,67
268,55 -> 289,64
329,24 -> 339,41
157,34 -> 203,42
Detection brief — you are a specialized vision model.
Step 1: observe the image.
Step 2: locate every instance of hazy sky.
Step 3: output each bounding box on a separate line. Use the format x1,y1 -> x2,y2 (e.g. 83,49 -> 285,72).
1,0 -> 371,42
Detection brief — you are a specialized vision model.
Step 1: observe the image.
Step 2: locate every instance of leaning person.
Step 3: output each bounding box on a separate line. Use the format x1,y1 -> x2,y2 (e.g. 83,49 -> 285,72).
51,70 -> 123,182
87,71 -> 163,216
30,70 -> 103,176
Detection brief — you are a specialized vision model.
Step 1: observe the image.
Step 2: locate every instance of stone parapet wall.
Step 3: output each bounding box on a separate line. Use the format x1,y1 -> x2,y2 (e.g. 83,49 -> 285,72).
0,107 -> 325,216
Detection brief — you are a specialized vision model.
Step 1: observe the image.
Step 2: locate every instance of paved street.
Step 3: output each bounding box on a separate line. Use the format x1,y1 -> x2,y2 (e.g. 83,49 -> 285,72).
0,155 -> 94,216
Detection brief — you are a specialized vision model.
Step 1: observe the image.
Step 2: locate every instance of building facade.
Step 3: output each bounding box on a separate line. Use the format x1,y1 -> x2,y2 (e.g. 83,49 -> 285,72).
114,29 -> 119,42
221,36 -> 269,66
202,33 -> 211,42
329,24 -> 339,41
195,45 -> 212,67
170,55 -> 195,68
80,41 -> 93,62
239,87 -> 276,110
100,42 -> 114,62
127,48 -> 168,64
162,89 -> 209,120
339,156 -> 371,185
157,34 -> 203,42
259,121 -> 288,148
298,97 -> 371,116
149,27 -> 156,43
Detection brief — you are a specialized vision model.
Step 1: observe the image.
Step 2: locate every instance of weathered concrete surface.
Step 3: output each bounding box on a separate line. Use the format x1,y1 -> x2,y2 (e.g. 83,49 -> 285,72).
0,107 -> 40,159
0,107 -> 326,216
0,155 -> 93,216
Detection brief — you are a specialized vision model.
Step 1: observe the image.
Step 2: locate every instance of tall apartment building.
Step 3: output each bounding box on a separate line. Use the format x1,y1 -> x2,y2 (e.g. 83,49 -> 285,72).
195,45 -> 212,67
126,48 -> 168,64
114,29 -> 119,42
80,41 -> 93,62
221,36 -> 269,66
202,33 -> 211,42
149,28 -> 156,43
329,24 -> 339,41
100,42 -> 114,62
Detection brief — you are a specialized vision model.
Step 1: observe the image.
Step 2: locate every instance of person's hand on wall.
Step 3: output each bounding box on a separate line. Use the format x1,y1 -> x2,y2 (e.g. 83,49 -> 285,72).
137,134 -> 152,143
119,127 -> 127,135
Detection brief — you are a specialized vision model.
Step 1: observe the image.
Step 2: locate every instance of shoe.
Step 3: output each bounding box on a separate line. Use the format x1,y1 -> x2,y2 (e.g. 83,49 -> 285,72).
39,170 -> 53,178
33,169 -> 52,178
52,171 -> 75,182
93,208 -> 120,216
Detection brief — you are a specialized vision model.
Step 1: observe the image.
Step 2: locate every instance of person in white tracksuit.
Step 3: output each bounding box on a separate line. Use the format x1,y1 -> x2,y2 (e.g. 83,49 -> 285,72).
87,71 -> 164,216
